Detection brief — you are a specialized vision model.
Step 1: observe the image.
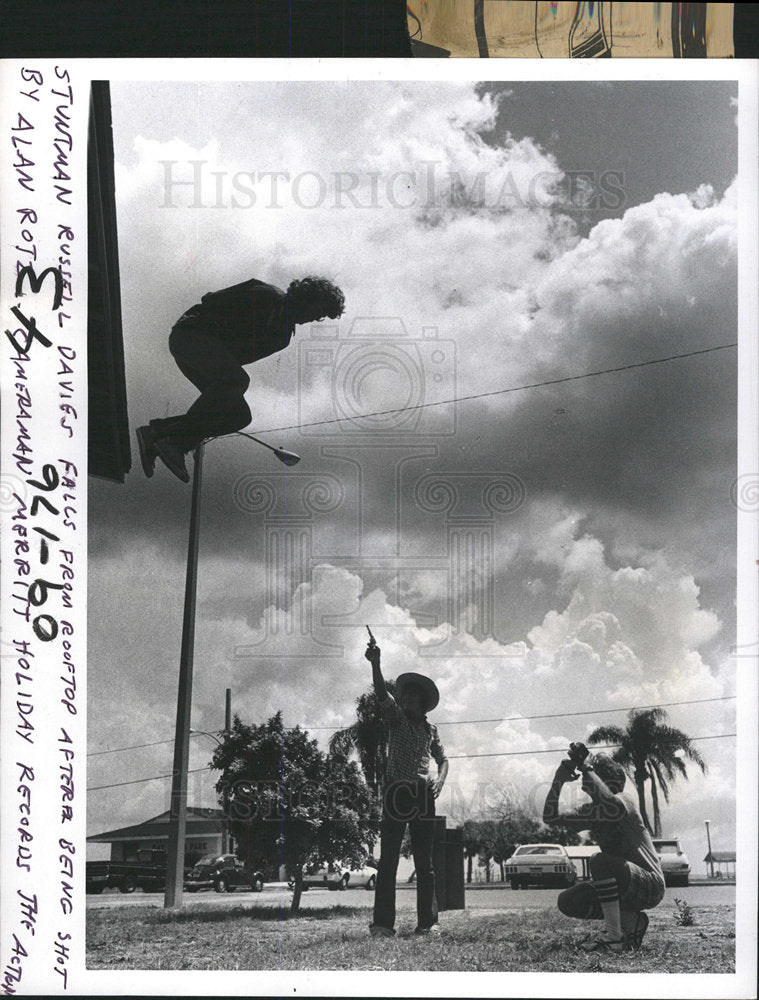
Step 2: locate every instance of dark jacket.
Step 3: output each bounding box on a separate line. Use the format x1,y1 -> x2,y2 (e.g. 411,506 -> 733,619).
175,278 -> 294,364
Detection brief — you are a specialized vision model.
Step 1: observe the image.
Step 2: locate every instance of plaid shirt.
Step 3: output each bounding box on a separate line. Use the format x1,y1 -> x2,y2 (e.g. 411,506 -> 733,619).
380,694 -> 447,784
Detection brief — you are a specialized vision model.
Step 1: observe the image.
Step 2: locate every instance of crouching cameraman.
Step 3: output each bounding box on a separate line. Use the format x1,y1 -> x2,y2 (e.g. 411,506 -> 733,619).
543,745 -> 665,953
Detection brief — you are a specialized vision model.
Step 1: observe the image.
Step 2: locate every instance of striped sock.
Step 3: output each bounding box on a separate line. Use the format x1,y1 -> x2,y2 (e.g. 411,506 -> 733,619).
593,876 -> 622,939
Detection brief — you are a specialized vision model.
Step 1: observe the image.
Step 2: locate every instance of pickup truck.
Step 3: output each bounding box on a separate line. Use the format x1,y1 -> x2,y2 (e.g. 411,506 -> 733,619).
86,850 -> 173,894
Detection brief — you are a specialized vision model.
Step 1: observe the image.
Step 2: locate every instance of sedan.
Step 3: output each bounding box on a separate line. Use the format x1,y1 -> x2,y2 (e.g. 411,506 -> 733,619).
184,854 -> 264,893
504,843 -> 578,890
653,838 -> 691,887
295,864 -> 377,891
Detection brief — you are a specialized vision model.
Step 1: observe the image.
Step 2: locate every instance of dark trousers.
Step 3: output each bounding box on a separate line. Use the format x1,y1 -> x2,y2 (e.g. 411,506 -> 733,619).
558,853 -> 664,918
149,323 -> 251,453
558,855 -> 631,920
373,779 -> 438,931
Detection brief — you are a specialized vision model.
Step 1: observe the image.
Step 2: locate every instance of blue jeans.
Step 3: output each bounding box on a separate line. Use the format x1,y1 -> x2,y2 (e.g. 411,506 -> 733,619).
373,779 -> 438,931
149,321 -> 251,452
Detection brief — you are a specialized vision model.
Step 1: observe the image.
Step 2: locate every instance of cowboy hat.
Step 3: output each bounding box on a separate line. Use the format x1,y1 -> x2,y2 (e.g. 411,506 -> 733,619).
395,672 -> 440,712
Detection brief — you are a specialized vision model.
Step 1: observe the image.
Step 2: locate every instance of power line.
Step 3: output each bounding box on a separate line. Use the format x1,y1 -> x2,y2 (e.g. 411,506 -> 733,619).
86,695 -> 736,755
87,731 -> 212,757
433,695 -> 737,728
88,737 -> 175,757
86,733 -> 736,789
307,694 -> 736,731
250,342 -> 737,436
446,732 -> 736,760
86,766 -> 210,792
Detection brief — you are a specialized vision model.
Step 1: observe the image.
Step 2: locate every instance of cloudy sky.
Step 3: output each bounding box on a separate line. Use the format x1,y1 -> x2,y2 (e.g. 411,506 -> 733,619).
87,78 -> 739,871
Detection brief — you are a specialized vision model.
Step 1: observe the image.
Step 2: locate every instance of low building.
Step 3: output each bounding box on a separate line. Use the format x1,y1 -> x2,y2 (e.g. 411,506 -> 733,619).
87,807 -> 223,867
704,850 -> 736,879
566,845 -> 601,880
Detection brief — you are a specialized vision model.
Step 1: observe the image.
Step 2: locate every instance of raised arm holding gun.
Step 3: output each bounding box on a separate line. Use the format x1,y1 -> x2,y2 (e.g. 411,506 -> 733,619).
363,635 -> 448,938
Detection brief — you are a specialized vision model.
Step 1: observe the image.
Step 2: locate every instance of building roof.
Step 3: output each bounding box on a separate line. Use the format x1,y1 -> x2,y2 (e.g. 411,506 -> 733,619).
704,851 -> 736,863
566,846 -> 602,858
87,807 -> 223,843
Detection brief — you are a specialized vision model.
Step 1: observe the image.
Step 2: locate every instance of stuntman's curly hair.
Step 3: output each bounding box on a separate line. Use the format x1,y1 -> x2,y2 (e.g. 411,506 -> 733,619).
288,276 -> 345,319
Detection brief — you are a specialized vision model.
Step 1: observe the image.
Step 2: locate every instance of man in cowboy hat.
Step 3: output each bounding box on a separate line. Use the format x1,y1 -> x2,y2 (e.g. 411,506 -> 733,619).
364,638 -> 448,938
543,749 -> 665,953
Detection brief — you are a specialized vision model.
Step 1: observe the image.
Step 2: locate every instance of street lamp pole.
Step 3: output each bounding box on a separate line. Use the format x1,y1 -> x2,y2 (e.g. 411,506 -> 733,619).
162,436 -> 299,909
704,819 -> 714,879
223,687 -> 231,854
164,443 -> 205,908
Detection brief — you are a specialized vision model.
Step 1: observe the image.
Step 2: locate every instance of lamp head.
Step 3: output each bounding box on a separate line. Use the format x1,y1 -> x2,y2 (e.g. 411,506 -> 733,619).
274,447 -> 300,466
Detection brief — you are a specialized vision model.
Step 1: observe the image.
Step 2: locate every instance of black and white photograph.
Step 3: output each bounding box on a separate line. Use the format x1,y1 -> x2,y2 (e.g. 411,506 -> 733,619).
1,49 -> 757,999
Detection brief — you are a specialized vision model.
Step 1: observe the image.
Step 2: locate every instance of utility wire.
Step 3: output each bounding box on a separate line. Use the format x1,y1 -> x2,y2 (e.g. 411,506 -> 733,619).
250,342 -> 737,436
88,737 -> 181,757
87,766 -> 211,792
308,695 -> 736,731
432,695 -> 736,729
446,732 -> 737,760
86,733 -> 736,790
86,346 -> 735,757
85,344 -> 738,787
87,695 -> 736,755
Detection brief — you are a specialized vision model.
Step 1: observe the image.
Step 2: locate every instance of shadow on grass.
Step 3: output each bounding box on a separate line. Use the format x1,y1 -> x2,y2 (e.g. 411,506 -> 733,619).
151,904 -> 372,925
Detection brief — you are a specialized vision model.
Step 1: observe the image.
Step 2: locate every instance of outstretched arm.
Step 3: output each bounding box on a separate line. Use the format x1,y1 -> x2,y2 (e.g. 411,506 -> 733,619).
543,763 -> 568,825
543,760 -> 581,825
544,761 -> 624,826
365,642 -> 388,701
579,765 -> 626,821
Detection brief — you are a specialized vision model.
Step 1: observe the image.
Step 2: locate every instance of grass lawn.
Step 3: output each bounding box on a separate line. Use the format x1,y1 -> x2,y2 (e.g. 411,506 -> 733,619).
86,899 -> 735,973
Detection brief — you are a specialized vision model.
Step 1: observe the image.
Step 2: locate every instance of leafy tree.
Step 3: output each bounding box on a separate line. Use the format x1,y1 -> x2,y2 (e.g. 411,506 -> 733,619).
478,819 -> 506,881
210,712 -> 379,913
542,821 -> 582,848
485,808 -> 550,880
329,681 -> 398,795
462,789 -> 581,882
588,708 -> 707,836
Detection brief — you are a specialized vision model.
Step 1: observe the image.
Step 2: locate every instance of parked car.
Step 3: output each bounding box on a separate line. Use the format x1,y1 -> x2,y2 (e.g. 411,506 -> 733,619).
293,862 -> 377,891
504,843 -> 578,890
184,854 -> 264,893
652,837 -> 691,887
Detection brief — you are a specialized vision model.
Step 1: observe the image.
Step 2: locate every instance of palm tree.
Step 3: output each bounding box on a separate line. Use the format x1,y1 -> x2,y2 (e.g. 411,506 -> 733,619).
588,708 -> 707,836
329,682 -> 397,796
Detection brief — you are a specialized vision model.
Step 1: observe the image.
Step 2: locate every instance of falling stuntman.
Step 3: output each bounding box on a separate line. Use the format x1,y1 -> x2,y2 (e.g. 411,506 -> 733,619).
136,275 -> 345,482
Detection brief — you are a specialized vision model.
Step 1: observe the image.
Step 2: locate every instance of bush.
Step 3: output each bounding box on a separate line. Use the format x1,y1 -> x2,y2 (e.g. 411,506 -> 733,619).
673,897 -> 695,926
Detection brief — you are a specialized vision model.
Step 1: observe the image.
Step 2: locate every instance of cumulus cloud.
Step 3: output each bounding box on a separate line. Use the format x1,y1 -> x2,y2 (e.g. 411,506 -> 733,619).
89,81 -> 739,873
89,523 -> 734,858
